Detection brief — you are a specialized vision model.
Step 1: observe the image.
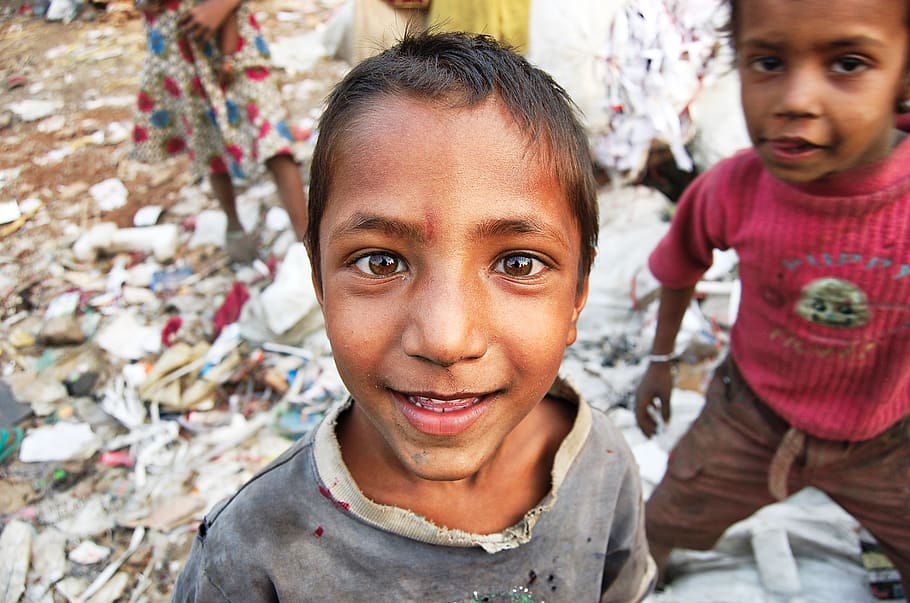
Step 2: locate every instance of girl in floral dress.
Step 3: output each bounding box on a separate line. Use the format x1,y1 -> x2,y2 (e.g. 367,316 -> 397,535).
131,0 -> 308,261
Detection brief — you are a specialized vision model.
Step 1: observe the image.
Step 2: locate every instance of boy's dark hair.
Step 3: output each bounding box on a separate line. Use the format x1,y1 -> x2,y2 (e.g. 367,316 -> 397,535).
306,29 -> 598,291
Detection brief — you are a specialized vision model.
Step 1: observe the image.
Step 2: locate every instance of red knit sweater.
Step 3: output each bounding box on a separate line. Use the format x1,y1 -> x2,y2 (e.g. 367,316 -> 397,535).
650,130 -> 910,441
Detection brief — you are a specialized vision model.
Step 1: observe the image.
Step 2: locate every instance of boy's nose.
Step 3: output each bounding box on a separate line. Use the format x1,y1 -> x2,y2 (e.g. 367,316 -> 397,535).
775,69 -> 822,119
401,273 -> 487,367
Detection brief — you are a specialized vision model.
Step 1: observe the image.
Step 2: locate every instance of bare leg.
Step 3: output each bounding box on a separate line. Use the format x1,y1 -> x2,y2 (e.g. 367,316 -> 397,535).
209,172 -> 243,232
266,154 -> 308,240
209,172 -> 258,262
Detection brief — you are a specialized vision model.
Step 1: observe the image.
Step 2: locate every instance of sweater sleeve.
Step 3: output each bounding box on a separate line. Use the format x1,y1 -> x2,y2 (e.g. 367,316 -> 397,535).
648,157 -> 739,288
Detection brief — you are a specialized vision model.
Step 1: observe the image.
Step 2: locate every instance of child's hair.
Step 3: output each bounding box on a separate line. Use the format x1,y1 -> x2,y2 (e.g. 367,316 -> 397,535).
306,29 -> 598,289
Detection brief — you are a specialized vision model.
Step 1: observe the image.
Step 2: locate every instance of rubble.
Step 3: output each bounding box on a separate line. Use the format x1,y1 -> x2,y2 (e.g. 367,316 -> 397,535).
0,1 -> 350,600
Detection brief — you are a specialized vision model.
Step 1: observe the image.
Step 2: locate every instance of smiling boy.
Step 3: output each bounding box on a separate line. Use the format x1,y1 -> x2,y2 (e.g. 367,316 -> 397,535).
172,31 -> 654,602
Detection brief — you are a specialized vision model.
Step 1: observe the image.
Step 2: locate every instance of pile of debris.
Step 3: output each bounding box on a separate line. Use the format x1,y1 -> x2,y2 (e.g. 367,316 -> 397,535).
0,1 -> 353,600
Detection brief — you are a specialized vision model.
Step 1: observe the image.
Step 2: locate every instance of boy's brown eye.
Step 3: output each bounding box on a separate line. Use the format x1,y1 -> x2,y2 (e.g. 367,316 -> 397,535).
501,255 -> 536,277
353,253 -> 404,276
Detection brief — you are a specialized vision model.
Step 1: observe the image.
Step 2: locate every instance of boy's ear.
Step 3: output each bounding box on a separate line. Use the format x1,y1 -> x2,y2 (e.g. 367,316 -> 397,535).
307,248 -> 324,305
311,268 -> 324,306
565,272 -> 591,347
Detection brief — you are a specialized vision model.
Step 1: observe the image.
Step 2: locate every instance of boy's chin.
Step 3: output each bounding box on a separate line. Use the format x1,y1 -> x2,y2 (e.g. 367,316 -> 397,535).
393,444 -> 494,483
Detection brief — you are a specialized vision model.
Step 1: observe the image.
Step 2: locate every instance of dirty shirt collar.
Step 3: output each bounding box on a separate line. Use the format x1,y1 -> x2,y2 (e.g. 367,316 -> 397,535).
312,376 -> 593,554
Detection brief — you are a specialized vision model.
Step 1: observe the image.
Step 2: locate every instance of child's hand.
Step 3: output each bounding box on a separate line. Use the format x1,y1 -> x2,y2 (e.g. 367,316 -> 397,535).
219,56 -> 235,87
634,362 -> 674,438
178,0 -> 235,42
135,0 -> 162,14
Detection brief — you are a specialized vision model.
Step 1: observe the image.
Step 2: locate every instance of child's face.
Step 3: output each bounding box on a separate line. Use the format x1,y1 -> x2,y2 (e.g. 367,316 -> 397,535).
737,0 -> 910,183
316,96 -> 588,482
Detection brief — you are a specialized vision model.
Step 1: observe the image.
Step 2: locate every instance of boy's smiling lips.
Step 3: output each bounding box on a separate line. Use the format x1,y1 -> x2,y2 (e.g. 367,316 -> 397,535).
391,388 -> 496,437
408,394 -> 483,412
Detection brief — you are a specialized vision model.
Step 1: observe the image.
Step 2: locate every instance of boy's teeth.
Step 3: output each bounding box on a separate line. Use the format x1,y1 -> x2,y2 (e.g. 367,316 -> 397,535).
410,396 -> 474,413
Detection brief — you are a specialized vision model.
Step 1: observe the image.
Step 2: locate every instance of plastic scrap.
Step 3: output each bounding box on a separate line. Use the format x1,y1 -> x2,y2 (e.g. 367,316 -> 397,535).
88,178 -> 129,212
592,0 -> 728,180
18,422 -> 98,462
212,282 -> 250,338
73,222 -> 180,263
0,520 -> 32,603
68,541 -> 111,565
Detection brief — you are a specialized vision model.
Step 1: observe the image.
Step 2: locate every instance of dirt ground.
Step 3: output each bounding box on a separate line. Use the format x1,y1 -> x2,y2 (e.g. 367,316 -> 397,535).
0,0 -> 344,230
0,2 -> 347,600
0,0 -> 348,317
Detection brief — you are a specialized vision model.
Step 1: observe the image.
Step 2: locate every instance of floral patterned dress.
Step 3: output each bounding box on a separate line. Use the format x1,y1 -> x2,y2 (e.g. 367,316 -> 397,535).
131,0 -> 298,181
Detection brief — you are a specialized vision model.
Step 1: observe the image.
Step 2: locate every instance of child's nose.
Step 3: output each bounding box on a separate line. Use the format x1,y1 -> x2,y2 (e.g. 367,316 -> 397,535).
401,272 -> 487,367
775,68 -> 822,119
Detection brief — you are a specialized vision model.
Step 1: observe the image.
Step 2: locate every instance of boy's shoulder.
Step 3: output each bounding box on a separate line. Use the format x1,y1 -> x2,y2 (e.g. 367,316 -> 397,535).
201,428 -> 318,534
548,376 -> 634,457
547,377 -> 635,481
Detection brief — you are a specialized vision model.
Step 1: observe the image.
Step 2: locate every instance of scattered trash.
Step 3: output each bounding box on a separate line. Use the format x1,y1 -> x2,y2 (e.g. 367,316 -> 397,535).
8,99 -> 63,122
68,541 -> 111,565
132,204 -> 163,227
188,209 -> 228,249
0,199 -> 21,224
88,178 -> 129,211
0,520 -> 32,603
73,222 -> 180,263
18,422 -> 98,462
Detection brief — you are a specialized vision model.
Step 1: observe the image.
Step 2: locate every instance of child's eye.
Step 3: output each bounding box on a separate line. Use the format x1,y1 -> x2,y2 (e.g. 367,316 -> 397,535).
749,56 -> 784,73
831,56 -> 868,74
352,252 -> 407,277
495,254 -> 548,278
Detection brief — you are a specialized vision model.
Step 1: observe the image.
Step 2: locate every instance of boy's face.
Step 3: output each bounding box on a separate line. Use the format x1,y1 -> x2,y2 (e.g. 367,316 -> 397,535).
316,96 -> 588,482
737,0 -> 910,183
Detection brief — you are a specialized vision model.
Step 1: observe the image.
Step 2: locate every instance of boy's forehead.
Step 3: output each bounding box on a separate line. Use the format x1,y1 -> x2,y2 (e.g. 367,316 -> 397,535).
329,95 -> 560,203
341,94 -> 522,150
321,96 -> 575,243
737,0 -> 908,42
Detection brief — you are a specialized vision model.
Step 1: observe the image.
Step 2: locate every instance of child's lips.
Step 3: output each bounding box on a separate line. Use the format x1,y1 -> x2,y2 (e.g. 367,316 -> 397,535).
767,136 -> 823,155
394,390 -> 493,436
408,395 -> 482,413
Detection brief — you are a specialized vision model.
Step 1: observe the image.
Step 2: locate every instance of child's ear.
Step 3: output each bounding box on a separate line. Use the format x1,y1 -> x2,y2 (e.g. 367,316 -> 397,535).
900,67 -> 910,112
308,253 -> 325,306
311,269 -> 324,306
565,272 -> 591,347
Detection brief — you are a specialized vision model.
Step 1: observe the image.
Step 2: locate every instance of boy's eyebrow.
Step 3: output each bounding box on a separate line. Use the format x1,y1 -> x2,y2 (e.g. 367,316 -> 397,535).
741,35 -> 889,52
328,213 -> 570,246
824,36 -> 890,50
329,213 -> 428,243
472,217 -> 570,246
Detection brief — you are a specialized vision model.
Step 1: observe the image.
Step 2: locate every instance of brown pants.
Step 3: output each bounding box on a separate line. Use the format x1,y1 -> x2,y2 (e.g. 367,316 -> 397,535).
646,356 -> 910,592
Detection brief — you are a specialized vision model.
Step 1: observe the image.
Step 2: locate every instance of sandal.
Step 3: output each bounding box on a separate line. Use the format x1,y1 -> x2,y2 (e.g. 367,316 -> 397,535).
0,426 -> 24,464
225,230 -> 260,263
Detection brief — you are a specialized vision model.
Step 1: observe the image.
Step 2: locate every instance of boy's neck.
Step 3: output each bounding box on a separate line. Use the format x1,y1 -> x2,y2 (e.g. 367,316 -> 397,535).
337,396 -> 575,534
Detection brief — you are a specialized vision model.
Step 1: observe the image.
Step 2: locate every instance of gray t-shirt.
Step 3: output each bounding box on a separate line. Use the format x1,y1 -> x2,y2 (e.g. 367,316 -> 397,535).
171,378 -> 655,602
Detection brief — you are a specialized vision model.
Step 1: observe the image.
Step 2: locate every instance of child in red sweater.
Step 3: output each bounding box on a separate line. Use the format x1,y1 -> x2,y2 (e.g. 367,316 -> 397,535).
635,0 -> 910,592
